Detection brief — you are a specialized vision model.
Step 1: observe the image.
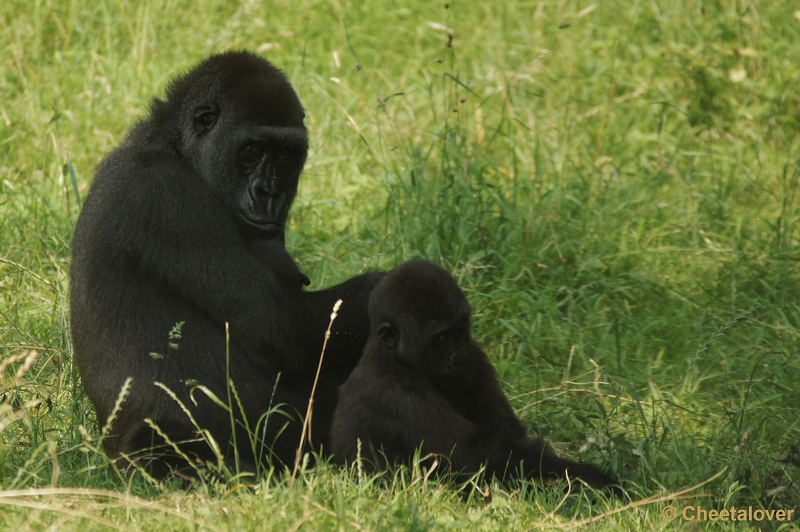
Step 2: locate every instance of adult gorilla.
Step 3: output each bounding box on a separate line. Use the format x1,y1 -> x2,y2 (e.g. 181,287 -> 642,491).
71,51 -> 383,477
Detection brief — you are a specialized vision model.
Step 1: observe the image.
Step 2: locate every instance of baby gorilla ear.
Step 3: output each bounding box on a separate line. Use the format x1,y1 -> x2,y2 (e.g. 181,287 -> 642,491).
377,322 -> 399,349
193,103 -> 219,135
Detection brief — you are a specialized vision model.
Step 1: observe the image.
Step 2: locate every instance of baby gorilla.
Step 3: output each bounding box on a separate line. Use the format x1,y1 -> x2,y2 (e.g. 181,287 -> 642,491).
331,260 -> 619,493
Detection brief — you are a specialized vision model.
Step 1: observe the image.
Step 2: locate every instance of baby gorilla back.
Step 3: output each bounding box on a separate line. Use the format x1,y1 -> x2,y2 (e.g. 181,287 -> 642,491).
331,260 -> 620,494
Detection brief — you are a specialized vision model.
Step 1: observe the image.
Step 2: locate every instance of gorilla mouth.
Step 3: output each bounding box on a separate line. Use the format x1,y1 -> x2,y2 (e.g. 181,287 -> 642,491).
237,211 -> 283,234
237,190 -> 288,235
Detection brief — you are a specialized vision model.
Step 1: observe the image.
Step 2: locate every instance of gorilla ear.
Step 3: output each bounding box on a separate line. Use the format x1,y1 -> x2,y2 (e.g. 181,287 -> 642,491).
193,103 -> 219,135
377,322 -> 399,349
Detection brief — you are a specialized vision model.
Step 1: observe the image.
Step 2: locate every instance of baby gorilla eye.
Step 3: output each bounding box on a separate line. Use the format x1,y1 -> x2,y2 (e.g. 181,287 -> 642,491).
243,145 -> 259,155
432,333 -> 448,349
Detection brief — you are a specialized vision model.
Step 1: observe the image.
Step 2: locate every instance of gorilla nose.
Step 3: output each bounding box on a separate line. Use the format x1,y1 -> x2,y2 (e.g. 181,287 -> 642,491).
447,350 -> 475,378
250,176 -> 278,199
249,177 -> 285,219
450,353 -> 467,369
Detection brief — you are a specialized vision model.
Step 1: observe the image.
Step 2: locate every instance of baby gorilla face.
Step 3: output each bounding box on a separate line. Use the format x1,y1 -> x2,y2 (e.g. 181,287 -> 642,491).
370,262 -> 477,386
428,316 -> 476,386
374,316 -> 475,385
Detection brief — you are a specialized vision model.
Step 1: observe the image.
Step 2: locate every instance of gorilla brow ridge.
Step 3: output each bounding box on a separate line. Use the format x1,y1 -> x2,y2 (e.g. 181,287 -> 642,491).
241,126 -> 308,146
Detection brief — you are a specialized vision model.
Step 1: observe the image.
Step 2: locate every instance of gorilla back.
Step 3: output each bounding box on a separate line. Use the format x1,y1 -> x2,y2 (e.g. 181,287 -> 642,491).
70,51 -> 382,477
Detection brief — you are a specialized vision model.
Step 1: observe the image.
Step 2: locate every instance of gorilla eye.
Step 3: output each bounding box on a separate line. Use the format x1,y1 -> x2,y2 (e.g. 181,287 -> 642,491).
243,145 -> 260,156
278,148 -> 292,158
432,333 -> 448,348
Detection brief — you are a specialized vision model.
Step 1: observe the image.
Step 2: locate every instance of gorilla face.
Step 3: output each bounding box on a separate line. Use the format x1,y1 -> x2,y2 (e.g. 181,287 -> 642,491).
371,262 -> 477,385
189,70 -> 309,238
430,316 -> 476,385
377,312 -> 476,386
230,126 -> 307,235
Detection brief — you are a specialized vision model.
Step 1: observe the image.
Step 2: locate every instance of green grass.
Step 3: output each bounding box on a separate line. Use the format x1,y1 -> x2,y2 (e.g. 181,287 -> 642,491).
2,0 -> 800,529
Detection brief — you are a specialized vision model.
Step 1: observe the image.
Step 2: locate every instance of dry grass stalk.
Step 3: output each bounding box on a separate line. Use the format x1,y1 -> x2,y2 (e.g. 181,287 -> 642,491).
292,299 -> 343,480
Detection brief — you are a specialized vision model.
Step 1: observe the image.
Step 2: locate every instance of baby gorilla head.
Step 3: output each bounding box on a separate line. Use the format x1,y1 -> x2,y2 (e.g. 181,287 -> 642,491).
367,260 -> 477,387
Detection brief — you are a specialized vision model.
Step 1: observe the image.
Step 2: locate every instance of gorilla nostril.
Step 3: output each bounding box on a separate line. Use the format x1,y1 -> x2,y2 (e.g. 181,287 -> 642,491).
250,178 -> 276,204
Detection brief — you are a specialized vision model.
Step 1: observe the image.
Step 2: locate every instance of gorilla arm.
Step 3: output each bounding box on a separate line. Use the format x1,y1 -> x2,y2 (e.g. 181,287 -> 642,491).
299,273 -> 385,374
333,358 -> 514,475
443,342 -> 528,436
84,147 -> 382,379
449,346 -> 621,490
83,150 -> 295,361
414,376 -> 615,488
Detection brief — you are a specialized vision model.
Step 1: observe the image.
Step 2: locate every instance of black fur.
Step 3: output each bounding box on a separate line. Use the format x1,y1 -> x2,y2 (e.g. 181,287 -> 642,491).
70,51 -> 383,477
331,260 -> 620,494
